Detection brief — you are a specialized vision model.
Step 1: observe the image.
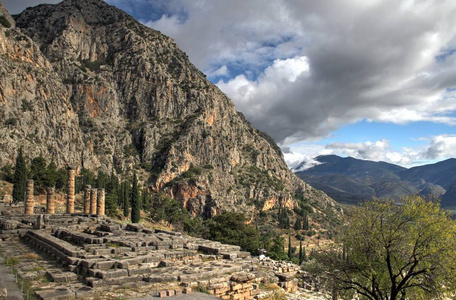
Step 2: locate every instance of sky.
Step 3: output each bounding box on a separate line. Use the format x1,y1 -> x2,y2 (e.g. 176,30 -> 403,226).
4,0 -> 456,169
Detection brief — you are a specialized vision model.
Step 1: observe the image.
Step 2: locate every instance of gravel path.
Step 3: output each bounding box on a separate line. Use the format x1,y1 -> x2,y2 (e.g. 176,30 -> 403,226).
0,257 -> 24,300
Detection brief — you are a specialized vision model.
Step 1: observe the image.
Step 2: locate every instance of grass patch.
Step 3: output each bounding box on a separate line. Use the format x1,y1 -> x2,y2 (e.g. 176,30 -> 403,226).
4,256 -> 19,266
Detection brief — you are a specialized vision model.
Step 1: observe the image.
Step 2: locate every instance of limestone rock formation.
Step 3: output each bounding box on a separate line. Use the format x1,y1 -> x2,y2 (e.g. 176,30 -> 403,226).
0,0 -> 340,222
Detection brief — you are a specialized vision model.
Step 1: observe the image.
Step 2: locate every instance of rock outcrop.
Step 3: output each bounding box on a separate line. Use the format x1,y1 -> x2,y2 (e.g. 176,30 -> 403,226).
0,0 -> 339,223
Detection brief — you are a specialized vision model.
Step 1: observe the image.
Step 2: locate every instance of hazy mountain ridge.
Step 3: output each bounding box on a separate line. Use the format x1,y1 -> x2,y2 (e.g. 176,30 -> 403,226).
0,0 -> 340,225
295,155 -> 456,206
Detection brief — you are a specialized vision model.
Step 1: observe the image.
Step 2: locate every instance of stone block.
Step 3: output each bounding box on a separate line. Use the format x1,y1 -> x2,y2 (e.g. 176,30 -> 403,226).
128,266 -> 152,276
221,252 -> 237,260
46,271 -> 77,283
144,274 -> 178,283
94,260 -> 116,270
183,287 -> 192,294
97,269 -> 128,279
158,290 -> 167,298
35,287 -> 74,300
230,272 -> 255,283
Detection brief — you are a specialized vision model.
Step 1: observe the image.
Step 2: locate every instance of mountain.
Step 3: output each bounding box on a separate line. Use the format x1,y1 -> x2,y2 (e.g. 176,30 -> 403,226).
0,0 -> 339,223
441,180 -> 456,208
295,155 -> 453,204
398,158 -> 456,189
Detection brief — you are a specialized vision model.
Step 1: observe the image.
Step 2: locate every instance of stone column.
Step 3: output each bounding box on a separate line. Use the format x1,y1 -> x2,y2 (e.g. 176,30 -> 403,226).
97,188 -> 105,216
66,168 -> 75,214
46,187 -> 55,214
90,188 -> 97,215
83,185 -> 91,214
24,180 -> 34,215
35,215 -> 44,229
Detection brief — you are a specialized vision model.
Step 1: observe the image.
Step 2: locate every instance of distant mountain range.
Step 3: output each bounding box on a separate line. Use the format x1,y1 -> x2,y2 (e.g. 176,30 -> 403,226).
294,155 -> 456,207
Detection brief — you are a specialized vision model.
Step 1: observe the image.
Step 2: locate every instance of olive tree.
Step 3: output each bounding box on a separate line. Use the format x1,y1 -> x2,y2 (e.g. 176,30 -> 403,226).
323,196 -> 456,300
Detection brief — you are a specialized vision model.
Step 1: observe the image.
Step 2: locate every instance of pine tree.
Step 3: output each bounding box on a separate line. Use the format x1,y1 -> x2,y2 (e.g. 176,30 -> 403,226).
131,172 -> 140,223
12,147 -> 27,203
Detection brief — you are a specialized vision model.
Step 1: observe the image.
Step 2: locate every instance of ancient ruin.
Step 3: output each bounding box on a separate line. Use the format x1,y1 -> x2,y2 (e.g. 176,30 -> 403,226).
83,185 -> 91,214
66,168 -> 75,214
0,175 -> 316,300
97,189 -> 105,216
46,187 -> 55,215
90,188 -> 97,215
24,180 -> 34,215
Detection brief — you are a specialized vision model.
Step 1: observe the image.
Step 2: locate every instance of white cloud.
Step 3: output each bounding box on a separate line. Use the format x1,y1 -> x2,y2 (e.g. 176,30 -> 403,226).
325,139 -> 414,166
216,56 -> 310,120
423,134 -> 456,159
285,134 -> 456,168
206,65 -> 229,78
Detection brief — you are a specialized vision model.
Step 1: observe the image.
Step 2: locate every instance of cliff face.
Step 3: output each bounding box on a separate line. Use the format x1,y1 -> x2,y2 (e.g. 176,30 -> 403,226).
0,0 -> 339,222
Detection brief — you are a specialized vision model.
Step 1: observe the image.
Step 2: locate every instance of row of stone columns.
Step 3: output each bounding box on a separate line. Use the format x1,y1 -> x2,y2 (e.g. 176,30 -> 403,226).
83,185 -> 105,216
24,168 -> 105,216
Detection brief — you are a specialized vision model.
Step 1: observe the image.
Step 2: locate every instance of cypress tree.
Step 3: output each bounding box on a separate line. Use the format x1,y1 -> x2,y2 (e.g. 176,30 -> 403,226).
294,217 -> 302,230
303,213 -> 309,230
303,245 -> 307,262
287,233 -> 292,260
130,173 -> 140,223
299,240 -> 303,264
12,147 -> 27,203
122,181 -> 129,218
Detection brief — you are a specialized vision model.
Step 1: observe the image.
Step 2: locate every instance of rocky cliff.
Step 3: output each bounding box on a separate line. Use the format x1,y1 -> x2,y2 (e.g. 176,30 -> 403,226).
0,0 -> 339,223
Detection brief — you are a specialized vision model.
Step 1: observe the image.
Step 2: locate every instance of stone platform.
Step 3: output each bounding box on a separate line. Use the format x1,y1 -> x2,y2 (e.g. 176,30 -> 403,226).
0,214 -> 264,299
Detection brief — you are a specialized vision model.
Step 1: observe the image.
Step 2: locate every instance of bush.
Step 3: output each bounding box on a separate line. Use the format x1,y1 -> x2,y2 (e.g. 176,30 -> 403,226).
0,15 -> 11,28
205,212 -> 260,254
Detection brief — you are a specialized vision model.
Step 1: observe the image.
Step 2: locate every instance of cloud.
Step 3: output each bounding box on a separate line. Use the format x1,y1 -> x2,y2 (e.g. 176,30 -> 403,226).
206,65 -> 229,78
325,139 -> 414,166
423,134 -> 456,159
139,0 -> 456,144
285,134 -> 456,168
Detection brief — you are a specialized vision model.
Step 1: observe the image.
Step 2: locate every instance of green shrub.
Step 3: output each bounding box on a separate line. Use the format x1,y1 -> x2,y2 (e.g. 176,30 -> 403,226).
0,15 -> 11,28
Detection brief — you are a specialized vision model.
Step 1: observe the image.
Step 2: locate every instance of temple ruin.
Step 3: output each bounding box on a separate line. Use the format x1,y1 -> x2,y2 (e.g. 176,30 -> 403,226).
66,168 -> 75,214
0,169 -> 315,300
46,187 -> 55,214
83,185 -> 91,214
90,188 -> 97,215
24,180 -> 34,215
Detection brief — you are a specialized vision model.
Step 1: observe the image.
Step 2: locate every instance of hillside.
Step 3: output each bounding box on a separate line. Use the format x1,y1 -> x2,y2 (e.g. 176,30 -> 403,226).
295,155 -> 454,205
0,0 -> 340,226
